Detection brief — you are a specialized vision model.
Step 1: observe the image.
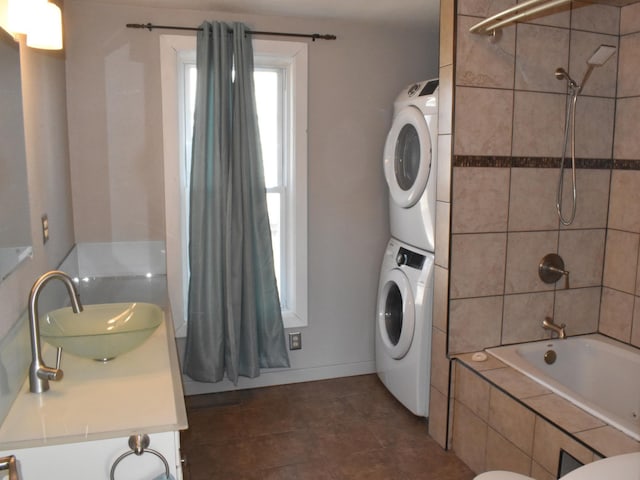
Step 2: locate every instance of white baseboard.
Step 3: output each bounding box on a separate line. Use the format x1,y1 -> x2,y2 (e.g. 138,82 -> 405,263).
183,361 -> 376,396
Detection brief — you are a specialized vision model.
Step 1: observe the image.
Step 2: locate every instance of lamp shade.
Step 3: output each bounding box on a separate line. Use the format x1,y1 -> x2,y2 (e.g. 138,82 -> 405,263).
0,0 -> 9,34
7,0 -> 43,35
26,1 -> 62,50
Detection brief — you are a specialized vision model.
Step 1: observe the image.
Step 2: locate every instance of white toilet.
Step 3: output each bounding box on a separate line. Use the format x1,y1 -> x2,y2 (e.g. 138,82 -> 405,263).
475,452 -> 640,480
474,472 -> 534,480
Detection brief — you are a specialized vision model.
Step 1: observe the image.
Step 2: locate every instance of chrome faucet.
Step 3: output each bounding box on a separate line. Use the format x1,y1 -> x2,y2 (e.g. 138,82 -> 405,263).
0,455 -> 18,480
542,316 -> 566,340
28,271 -> 83,393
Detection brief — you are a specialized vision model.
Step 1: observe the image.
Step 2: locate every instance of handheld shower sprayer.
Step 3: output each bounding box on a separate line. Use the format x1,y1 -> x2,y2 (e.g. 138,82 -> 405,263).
554,44 -> 616,226
579,44 -> 616,94
587,44 -> 617,66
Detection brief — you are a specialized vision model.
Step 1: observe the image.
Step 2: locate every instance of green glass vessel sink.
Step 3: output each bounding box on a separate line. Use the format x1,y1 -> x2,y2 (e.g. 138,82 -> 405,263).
40,302 -> 163,361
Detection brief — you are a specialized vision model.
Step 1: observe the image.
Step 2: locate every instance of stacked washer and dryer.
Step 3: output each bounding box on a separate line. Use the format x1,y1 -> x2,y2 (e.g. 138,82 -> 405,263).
375,79 -> 439,417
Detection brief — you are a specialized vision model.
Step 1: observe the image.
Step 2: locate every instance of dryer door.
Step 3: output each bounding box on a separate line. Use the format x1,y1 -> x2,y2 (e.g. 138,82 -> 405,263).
383,106 -> 432,208
377,268 -> 415,359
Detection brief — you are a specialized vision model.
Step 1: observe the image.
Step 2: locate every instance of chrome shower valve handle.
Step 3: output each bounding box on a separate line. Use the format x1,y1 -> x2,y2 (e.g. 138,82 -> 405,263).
539,253 -> 570,289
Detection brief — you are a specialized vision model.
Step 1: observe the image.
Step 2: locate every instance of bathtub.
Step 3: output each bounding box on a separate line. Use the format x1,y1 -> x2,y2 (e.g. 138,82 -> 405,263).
486,334 -> 640,441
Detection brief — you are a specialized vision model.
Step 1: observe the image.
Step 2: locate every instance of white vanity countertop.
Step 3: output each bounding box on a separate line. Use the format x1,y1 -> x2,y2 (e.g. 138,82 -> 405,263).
0,307 -> 188,450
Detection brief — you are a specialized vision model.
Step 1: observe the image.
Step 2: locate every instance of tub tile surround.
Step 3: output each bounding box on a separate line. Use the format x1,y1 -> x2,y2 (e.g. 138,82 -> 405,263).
514,24 -> 569,94
434,1 -> 640,468
620,2 -> 640,34
614,98 -> 640,160
572,1 -> 620,35
447,0 -> 640,356
558,169 -> 610,230
448,166 -> 609,351
451,167 -> 510,233
523,395 -> 606,433
601,170 -> 640,345
507,169 -> 559,232
428,0 -> 455,449
452,358 -> 640,477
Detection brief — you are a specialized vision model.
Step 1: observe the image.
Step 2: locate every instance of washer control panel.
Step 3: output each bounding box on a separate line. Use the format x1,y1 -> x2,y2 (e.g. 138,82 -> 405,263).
396,247 -> 426,269
406,78 -> 439,97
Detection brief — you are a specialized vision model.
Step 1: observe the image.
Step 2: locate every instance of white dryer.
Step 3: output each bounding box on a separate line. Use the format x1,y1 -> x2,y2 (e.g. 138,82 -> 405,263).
383,79 -> 439,253
375,237 -> 434,417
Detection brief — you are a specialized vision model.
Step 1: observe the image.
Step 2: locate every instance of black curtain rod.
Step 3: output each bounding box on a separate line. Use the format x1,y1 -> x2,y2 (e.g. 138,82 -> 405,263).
126,23 -> 337,41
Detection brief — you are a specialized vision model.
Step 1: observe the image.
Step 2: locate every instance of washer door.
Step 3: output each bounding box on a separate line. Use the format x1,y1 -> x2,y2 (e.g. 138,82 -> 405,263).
383,106 -> 432,208
377,268 -> 415,359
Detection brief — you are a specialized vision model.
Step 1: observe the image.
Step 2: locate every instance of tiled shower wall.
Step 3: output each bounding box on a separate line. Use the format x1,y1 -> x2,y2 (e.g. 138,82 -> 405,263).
428,0 -> 640,450
600,3 -> 640,346
449,0 -> 635,356
428,0 -> 455,448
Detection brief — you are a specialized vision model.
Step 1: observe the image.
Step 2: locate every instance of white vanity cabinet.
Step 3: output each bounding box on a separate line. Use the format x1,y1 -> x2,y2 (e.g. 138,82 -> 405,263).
0,431 -> 182,479
0,306 -> 188,480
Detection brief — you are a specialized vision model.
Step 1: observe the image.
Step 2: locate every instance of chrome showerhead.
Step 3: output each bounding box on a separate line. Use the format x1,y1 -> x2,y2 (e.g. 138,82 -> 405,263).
587,44 -> 616,66
555,45 -> 617,95
580,44 -> 617,93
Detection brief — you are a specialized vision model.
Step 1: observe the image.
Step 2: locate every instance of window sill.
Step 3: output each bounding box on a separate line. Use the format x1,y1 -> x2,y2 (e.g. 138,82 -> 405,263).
283,310 -> 307,329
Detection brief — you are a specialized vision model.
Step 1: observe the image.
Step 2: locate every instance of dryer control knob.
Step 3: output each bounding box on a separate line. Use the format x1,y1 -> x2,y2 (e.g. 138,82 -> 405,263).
396,253 -> 408,266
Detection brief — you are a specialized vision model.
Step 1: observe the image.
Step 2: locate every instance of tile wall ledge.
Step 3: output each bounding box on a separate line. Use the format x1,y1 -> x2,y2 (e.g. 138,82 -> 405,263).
453,156 -> 640,169
453,354 -> 640,459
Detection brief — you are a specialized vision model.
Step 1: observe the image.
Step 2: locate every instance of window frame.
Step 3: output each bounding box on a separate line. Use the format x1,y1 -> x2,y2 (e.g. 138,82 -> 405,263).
160,35 -> 308,335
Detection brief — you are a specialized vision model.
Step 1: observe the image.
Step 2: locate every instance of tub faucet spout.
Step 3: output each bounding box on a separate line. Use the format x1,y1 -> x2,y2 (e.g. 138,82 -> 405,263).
28,271 -> 83,393
542,316 -> 566,339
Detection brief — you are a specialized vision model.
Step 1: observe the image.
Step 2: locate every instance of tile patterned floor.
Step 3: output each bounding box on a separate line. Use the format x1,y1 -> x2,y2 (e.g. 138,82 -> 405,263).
180,374 -> 474,479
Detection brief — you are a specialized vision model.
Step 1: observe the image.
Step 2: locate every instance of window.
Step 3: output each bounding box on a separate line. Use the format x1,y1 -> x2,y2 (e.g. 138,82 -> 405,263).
160,36 -> 308,334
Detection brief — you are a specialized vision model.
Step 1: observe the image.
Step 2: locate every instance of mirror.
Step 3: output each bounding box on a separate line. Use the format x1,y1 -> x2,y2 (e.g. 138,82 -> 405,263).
0,28 -> 32,281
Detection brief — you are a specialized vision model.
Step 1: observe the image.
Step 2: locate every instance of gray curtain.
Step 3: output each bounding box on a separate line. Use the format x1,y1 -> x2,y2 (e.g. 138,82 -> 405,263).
184,21 -> 290,384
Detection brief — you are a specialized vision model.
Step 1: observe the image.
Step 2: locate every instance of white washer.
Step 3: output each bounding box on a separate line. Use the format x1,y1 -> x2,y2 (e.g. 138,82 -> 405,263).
375,237 -> 434,417
383,79 -> 438,252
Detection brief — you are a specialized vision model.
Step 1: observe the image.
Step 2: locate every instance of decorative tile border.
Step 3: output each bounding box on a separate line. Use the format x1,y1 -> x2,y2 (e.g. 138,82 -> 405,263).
452,156 -> 640,170
613,159 -> 640,170
453,156 -> 512,168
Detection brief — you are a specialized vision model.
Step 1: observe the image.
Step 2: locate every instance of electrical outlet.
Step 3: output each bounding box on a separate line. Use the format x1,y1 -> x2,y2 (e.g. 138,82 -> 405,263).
288,332 -> 302,350
41,214 -> 49,244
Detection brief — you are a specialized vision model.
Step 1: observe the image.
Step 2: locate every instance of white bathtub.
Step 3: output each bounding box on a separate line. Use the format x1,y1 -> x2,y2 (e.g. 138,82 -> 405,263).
486,334 -> 640,441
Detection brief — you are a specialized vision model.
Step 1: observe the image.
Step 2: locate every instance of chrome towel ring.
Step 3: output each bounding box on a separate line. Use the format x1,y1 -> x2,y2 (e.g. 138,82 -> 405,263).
110,434 -> 170,480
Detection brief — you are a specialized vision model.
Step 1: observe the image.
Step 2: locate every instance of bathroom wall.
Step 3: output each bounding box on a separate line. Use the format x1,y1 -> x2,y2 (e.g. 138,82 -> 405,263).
63,1 -> 438,389
0,37 -> 75,340
0,33 -> 76,420
448,1 -> 621,355
429,0 -> 640,450
600,2 -> 640,348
